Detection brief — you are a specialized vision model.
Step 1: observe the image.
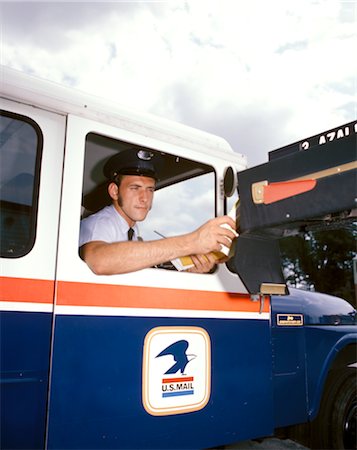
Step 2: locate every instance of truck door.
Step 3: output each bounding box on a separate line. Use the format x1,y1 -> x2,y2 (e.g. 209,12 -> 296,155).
0,101 -> 65,448
47,115 -> 274,450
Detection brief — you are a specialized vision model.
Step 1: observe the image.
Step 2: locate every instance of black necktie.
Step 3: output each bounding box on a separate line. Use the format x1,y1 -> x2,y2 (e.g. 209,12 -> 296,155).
127,227 -> 134,241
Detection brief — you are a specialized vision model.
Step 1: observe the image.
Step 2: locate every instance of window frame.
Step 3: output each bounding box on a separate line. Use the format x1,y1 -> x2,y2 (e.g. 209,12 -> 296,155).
80,131 -> 219,272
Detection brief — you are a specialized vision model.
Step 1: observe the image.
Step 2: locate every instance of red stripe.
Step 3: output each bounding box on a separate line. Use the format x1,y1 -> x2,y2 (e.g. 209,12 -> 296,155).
0,276 -> 54,304
162,377 -> 194,383
57,280 -> 270,313
0,277 -> 270,314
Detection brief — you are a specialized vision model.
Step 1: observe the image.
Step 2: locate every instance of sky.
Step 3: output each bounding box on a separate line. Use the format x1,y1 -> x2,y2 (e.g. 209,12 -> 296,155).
1,0 -> 356,168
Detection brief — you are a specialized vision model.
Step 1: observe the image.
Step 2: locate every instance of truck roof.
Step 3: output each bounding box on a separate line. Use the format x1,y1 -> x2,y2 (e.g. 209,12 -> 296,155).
0,65 -> 246,167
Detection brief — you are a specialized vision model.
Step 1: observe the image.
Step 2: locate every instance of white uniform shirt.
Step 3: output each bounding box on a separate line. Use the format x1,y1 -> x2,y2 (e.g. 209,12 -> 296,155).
79,205 -> 140,247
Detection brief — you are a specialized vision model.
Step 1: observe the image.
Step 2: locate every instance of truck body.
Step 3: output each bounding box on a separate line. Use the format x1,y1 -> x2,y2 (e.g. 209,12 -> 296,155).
0,66 -> 356,450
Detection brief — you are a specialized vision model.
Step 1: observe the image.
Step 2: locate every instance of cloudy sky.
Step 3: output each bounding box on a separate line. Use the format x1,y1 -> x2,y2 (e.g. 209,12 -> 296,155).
2,0 -> 356,168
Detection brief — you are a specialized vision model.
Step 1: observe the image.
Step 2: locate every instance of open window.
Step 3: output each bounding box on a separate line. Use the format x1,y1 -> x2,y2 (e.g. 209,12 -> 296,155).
81,132 -> 216,259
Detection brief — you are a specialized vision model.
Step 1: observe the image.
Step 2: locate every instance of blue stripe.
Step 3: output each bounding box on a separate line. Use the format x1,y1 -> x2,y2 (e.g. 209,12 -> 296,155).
162,390 -> 194,398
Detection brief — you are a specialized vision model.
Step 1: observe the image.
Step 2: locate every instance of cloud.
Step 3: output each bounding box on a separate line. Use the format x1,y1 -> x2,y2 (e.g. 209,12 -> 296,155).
1,0 -> 356,168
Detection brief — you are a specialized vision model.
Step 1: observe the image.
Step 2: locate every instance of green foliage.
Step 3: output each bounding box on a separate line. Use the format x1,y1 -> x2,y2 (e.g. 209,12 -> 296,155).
280,222 -> 356,307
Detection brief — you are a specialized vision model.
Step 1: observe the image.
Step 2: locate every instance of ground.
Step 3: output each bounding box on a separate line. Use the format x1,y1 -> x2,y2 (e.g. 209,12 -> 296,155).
224,437 -> 309,449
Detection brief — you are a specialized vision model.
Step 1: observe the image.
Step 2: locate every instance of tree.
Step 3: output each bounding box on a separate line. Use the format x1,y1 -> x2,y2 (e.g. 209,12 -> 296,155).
280,222 -> 356,307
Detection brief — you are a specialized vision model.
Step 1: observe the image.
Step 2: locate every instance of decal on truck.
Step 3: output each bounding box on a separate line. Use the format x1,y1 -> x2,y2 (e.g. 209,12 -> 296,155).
277,314 -> 304,326
142,326 -> 211,416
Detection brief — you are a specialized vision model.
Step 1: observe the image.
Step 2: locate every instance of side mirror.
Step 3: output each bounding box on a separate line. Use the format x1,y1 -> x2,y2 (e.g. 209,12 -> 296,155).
223,166 -> 237,198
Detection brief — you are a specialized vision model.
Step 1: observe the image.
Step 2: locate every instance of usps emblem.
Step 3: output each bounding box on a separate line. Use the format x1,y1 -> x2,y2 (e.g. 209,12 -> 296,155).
142,326 -> 211,416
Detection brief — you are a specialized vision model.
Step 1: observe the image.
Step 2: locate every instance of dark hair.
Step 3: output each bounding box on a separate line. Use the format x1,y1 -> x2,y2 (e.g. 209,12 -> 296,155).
113,173 -> 124,188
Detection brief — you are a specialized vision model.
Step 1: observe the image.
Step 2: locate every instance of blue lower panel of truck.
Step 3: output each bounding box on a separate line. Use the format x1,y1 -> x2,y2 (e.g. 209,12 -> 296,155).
0,311 -> 52,450
47,315 -> 274,450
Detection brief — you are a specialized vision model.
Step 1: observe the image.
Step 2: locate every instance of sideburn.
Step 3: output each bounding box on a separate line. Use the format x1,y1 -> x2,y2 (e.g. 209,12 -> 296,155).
117,192 -> 123,207
114,175 -> 124,207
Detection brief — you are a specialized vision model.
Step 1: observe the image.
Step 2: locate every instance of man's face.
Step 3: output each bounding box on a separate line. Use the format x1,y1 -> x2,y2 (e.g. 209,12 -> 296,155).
111,175 -> 155,225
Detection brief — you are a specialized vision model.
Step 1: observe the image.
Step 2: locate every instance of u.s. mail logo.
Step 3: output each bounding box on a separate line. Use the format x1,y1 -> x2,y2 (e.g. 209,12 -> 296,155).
142,326 -> 211,416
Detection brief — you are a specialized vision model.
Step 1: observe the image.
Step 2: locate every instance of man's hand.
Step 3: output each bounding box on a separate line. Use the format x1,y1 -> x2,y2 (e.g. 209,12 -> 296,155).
188,252 -> 217,274
190,215 -> 237,256
186,215 -> 237,274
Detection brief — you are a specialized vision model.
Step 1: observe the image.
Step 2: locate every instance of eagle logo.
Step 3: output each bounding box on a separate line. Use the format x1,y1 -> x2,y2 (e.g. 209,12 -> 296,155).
156,340 -> 196,375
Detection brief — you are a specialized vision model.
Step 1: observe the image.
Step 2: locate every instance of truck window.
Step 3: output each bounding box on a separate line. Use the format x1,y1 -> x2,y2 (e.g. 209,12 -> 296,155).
81,132 -> 215,256
0,111 -> 42,257
140,171 -> 215,241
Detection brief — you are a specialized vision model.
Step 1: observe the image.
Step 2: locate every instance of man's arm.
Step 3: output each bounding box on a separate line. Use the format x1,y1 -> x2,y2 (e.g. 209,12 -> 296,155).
80,215 -> 236,275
